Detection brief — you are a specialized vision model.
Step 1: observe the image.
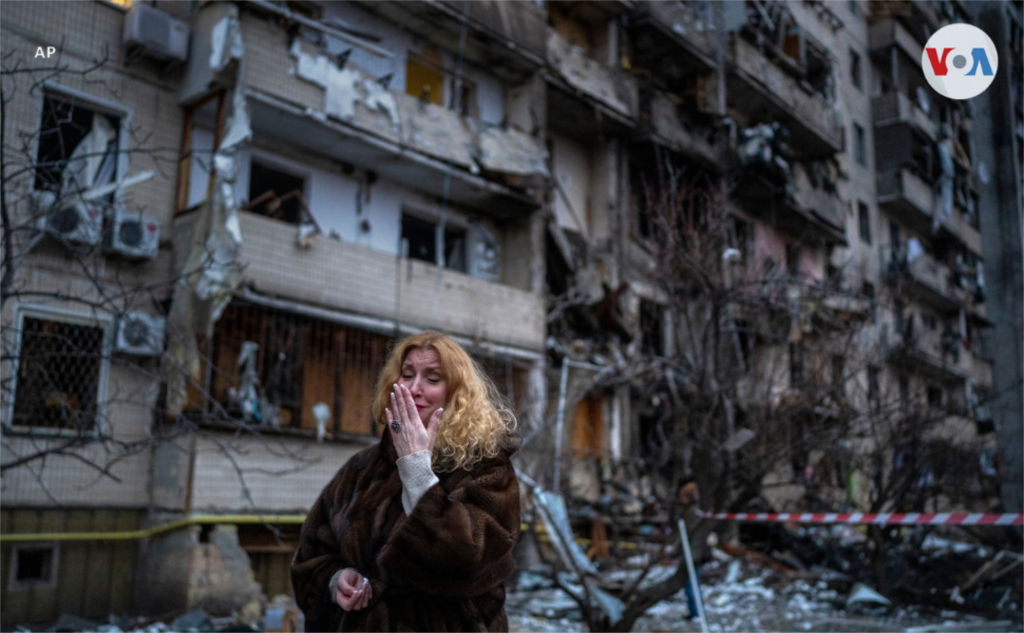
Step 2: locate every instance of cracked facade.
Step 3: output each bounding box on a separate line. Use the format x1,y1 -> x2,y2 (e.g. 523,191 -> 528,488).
1,0 -> 1021,624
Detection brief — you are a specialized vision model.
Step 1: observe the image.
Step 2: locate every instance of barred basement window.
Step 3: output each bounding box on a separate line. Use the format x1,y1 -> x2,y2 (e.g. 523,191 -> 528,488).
12,317 -> 105,430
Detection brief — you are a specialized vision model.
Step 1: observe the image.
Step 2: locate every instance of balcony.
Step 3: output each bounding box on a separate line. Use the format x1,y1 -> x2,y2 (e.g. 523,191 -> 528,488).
646,90 -> 727,168
868,18 -> 923,62
728,36 -> 844,157
887,326 -> 972,386
629,2 -> 718,71
352,0 -> 546,81
545,29 -> 639,138
872,91 -> 938,141
205,9 -> 547,217
883,249 -> 971,314
877,168 -> 936,236
552,0 -> 630,19
176,211 -> 546,353
733,158 -> 847,245
868,0 -> 937,48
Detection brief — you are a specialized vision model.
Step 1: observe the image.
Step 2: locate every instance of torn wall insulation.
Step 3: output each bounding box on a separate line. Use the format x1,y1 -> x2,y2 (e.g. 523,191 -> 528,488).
165,4 -> 250,417
288,39 -> 547,179
546,30 -> 637,119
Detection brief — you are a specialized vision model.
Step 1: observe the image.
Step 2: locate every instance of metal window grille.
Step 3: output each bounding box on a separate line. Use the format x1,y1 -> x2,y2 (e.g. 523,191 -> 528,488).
11,317 -> 105,430
208,302 -> 531,435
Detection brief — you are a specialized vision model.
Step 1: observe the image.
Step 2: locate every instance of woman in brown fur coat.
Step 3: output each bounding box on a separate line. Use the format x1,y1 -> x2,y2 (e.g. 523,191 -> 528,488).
291,332 -> 521,632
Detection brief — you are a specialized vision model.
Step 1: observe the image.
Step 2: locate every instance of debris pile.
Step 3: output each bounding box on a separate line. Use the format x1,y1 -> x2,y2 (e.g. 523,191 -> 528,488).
510,480 -> 1022,633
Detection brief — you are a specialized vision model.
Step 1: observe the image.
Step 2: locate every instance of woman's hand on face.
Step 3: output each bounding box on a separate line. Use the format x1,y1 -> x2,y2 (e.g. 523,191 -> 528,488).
335,568 -> 372,612
386,383 -> 443,459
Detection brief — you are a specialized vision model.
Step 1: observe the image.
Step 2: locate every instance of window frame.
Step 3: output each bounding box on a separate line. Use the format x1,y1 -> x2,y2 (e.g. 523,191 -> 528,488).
854,122 -> 867,166
400,203 -> 472,273
7,543 -> 60,592
4,305 -> 114,437
858,201 -> 872,244
850,48 -> 862,90
36,82 -> 133,203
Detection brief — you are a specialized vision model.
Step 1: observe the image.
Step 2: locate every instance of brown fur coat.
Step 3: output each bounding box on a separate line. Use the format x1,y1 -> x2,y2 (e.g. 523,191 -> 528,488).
291,430 -> 521,632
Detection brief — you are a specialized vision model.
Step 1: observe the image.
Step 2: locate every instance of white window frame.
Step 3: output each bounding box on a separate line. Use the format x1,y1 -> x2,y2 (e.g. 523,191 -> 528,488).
7,543 -> 61,592
3,304 -> 114,437
36,82 -> 133,204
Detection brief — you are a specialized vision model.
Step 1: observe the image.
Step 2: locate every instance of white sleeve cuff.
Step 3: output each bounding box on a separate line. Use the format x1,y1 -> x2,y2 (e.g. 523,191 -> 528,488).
328,568 -> 343,605
396,450 -> 439,515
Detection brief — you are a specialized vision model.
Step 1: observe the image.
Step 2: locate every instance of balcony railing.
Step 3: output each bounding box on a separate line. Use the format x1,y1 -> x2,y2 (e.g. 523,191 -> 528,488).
630,1 -> 718,68
877,168 -> 936,235
872,91 -> 938,141
882,248 -> 972,313
868,18 -> 923,61
176,211 -> 547,352
546,29 -> 638,120
647,90 -> 726,166
730,36 -> 844,156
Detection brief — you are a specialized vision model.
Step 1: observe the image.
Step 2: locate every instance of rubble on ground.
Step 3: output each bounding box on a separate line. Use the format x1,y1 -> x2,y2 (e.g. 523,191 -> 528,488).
508,524 -> 1023,633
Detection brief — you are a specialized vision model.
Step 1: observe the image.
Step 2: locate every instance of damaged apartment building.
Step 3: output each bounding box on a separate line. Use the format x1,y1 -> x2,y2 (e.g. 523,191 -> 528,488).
1,0 -> 1020,625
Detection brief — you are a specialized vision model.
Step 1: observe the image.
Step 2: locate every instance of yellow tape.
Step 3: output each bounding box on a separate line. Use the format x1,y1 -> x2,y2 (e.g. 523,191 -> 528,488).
3,515 -> 639,551
0,514 -> 307,543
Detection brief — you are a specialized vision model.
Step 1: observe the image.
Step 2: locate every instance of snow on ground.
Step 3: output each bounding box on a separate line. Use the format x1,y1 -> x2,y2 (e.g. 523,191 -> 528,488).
508,558 -> 1017,632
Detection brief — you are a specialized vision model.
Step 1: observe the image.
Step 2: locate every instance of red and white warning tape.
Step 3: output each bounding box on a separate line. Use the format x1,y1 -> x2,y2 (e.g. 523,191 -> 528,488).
697,511 -> 1024,526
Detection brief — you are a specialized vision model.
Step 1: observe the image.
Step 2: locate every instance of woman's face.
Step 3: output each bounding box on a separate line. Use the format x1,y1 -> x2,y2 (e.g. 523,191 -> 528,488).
398,347 -> 448,425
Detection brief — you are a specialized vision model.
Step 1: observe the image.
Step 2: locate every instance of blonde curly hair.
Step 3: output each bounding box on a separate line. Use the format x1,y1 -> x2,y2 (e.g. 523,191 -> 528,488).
371,332 -> 517,473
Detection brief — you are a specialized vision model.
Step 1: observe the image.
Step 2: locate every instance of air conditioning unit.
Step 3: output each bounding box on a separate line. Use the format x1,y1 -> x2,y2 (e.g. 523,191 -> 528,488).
37,200 -> 104,246
115,311 -> 166,356
124,4 -> 189,62
108,207 -> 160,259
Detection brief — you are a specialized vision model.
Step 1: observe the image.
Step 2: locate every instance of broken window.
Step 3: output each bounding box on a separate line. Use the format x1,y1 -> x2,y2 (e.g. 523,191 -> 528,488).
35,93 -> 120,196
247,160 -> 306,225
858,201 -> 871,244
570,395 -> 605,459
854,123 -> 866,166
927,386 -> 944,408
639,300 -> 665,356
207,302 -> 526,435
9,545 -> 58,590
400,213 -> 468,273
211,303 -> 393,435
850,49 -> 862,90
405,47 -> 479,117
890,221 -> 901,257
406,49 -> 446,105
12,316 -> 106,431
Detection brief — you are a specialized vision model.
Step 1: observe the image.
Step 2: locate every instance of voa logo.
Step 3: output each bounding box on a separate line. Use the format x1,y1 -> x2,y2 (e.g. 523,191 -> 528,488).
921,23 -> 998,100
